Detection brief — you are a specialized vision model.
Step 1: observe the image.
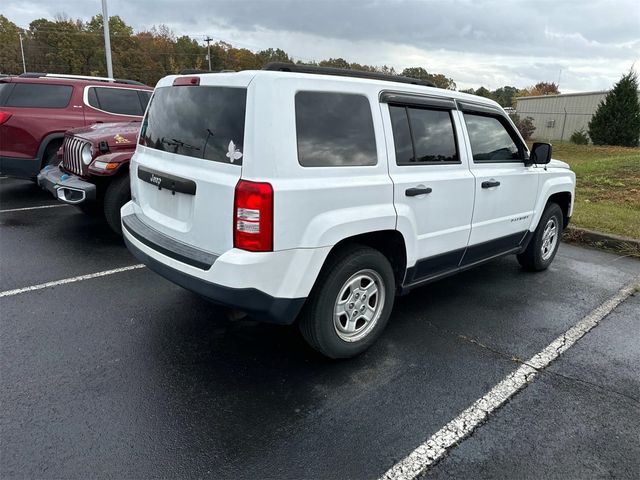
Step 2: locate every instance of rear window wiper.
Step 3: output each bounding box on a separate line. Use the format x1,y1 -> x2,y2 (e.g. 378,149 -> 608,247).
160,137 -> 201,151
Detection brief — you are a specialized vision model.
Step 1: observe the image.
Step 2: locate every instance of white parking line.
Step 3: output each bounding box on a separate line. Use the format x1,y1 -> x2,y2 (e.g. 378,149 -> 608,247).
0,264 -> 145,298
381,279 -> 639,480
0,204 -> 70,214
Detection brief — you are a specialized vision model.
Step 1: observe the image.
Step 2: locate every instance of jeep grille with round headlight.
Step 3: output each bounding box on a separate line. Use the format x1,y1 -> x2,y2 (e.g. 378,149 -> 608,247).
62,136 -> 92,175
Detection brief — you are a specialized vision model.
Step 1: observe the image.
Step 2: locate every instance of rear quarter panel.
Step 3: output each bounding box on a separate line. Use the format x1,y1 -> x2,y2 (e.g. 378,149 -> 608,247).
0,84 -> 84,159
243,74 -> 396,251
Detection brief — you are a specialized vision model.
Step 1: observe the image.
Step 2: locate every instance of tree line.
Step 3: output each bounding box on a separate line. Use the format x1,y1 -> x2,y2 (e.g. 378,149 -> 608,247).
2,13 -> 559,104
3,14 -> 636,145
1,14 -> 459,89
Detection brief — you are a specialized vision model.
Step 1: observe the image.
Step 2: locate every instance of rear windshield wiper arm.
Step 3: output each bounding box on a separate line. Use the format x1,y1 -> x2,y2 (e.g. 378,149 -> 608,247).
160,137 -> 201,151
171,138 -> 201,151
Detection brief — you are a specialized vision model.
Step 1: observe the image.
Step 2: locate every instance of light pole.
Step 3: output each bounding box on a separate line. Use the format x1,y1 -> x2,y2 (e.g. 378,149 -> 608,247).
205,36 -> 213,70
101,0 -> 114,78
19,33 -> 26,73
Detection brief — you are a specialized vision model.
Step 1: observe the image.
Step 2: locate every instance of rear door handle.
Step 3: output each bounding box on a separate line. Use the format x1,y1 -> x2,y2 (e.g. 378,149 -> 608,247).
481,180 -> 501,188
405,187 -> 432,197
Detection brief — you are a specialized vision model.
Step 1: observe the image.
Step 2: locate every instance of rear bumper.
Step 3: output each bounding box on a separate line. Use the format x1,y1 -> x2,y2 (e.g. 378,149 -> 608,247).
37,166 -> 97,204
0,156 -> 41,179
121,204 -> 331,324
124,233 -> 305,324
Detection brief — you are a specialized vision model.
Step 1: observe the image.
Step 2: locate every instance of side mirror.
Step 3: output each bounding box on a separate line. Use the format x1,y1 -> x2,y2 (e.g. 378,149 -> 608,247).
530,142 -> 552,165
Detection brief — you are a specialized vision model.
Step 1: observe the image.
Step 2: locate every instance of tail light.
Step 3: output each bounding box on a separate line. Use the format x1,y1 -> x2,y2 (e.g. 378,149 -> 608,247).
234,180 -> 273,252
0,111 -> 12,125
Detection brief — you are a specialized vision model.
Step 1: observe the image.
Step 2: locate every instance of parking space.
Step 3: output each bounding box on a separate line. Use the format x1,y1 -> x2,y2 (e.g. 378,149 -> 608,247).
1,176 -> 639,479
426,294 -> 640,479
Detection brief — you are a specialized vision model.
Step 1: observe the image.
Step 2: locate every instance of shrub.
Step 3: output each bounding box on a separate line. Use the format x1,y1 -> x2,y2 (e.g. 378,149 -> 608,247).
510,114 -> 536,140
588,70 -> 640,146
570,128 -> 589,145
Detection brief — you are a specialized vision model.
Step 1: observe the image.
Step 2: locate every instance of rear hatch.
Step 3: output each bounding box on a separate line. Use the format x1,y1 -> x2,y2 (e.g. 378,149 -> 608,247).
130,73 -> 253,256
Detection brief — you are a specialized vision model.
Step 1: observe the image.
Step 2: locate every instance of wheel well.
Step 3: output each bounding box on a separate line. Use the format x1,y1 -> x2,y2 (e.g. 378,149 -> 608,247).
547,192 -> 572,229
327,230 -> 407,291
40,138 -> 64,168
96,164 -> 130,198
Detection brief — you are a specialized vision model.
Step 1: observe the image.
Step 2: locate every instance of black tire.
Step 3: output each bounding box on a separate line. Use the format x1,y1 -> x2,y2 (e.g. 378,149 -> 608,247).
103,174 -> 130,236
298,245 -> 395,359
517,203 -> 563,271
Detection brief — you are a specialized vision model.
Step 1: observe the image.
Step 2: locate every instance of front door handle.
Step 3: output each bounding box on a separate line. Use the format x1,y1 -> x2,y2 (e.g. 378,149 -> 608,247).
405,186 -> 432,197
481,180 -> 501,188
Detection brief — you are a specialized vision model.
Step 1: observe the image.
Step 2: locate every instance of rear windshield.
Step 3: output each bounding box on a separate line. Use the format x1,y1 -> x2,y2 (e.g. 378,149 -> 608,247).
140,86 -> 247,165
5,83 -> 73,108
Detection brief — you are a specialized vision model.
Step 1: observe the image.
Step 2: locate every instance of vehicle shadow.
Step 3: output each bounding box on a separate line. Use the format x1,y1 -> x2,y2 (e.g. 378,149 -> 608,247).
132,262 -> 523,477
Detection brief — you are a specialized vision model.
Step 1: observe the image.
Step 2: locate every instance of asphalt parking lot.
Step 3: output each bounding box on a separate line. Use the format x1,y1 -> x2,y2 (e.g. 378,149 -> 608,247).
1,177 -> 639,480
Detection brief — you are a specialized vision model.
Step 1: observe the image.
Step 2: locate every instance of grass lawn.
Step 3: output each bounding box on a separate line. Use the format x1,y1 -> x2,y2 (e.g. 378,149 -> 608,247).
549,143 -> 640,239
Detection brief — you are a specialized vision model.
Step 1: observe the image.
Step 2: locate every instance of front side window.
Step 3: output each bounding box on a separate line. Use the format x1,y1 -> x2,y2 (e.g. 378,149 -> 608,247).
88,87 -> 145,116
6,83 -> 72,108
140,86 -> 247,165
463,114 -> 521,162
295,91 -> 377,167
390,105 -> 458,165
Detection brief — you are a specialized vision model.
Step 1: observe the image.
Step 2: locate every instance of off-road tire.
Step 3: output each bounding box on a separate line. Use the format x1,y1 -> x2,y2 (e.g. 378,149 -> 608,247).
298,245 -> 395,359
517,202 -> 563,271
103,174 -> 130,236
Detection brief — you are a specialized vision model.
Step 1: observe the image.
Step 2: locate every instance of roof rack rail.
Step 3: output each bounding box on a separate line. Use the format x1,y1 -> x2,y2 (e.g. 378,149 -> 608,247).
262,62 -> 436,88
178,69 -> 236,75
17,73 -> 147,86
113,78 -> 146,86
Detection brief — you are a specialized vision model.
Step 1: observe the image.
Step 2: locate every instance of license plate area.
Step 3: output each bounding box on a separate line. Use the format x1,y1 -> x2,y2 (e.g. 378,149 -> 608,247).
138,166 -> 196,195
137,168 -> 195,231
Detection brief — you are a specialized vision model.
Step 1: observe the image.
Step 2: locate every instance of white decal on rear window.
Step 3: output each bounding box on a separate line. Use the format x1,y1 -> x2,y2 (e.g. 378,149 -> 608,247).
226,140 -> 243,163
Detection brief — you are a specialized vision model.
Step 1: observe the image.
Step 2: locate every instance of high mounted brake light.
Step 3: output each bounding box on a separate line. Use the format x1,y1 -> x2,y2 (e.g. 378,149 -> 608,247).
0,111 -> 12,125
173,76 -> 200,86
234,180 -> 273,252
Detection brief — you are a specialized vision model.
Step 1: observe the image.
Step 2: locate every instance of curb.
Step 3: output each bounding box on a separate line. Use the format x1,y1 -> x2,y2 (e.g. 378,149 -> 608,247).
562,226 -> 640,258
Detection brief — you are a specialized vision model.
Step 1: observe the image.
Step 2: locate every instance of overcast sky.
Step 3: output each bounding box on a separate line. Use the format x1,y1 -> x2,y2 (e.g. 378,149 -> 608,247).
4,0 -> 640,92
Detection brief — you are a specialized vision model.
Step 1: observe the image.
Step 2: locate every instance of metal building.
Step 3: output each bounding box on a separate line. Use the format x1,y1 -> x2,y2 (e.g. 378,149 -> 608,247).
515,91 -> 640,142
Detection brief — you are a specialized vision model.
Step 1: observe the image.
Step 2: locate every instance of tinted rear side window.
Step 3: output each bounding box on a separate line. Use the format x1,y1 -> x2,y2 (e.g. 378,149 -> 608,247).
0,83 -> 11,104
390,105 -> 458,164
138,91 -> 152,111
295,92 -> 377,167
389,105 -> 414,164
6,83 -> 72,108
141,86 -> 247,165
89,87 -> 144,116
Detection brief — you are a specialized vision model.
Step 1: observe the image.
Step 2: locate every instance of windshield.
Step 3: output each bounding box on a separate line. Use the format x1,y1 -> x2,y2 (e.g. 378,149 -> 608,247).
140,86 -> 247,165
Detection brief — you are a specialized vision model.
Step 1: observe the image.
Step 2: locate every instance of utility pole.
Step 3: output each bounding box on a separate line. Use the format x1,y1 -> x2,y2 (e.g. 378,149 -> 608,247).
204,36 -> 213,70
19,33 -> 26,73
557,68 -> 562,91
101,0 -> 114,78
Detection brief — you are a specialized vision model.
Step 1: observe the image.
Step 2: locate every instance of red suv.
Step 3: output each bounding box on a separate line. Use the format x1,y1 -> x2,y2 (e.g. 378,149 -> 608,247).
0,74 -> 152,179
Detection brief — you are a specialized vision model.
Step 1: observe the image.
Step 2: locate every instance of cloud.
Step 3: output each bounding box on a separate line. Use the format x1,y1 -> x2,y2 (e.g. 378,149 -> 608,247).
3,0 -> 639,91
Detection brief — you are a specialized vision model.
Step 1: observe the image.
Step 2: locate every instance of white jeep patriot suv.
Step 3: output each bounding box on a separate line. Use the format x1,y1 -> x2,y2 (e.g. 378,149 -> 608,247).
122,63 -> 575,358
